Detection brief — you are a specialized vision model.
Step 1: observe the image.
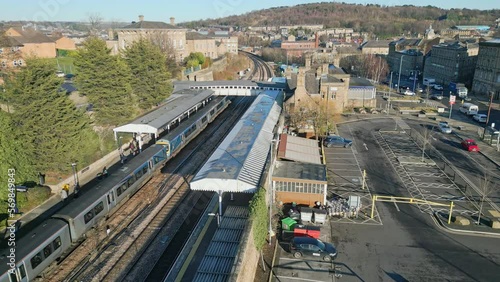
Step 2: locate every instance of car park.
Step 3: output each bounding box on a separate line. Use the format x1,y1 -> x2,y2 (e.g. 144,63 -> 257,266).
290,237 -> 337,262
438,121 -> 452,134
461,139 -> 480,152
323,135 -> 352,148
473,114 -> 487,123
433,84 -> 443,90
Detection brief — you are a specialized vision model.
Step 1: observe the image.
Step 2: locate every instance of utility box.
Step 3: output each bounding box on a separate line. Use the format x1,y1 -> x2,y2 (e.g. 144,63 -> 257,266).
314,209 -> 328,224
300,207 -> 313,223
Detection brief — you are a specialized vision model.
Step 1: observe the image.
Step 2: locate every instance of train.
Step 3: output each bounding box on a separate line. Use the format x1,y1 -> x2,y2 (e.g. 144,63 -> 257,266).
0,96 -> 230,282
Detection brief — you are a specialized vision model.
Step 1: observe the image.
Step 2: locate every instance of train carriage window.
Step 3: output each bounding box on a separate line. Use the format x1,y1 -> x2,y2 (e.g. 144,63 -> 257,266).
117,186 -> 123,197
43,244 -> 52,258
9,272 -> 17,282
142,165 -> 148,175
52,236 -> 61,250
201,116 -> 207,124
210,109 -> 215,116
84,210 -> 94,224
30,252 -> 43,269
217,102 -> 223,110
135,169 -> 143,179
19,264 -> 26,279
93,202 -> 104,216
121,184 -> 128,193
127,176 -> 135,186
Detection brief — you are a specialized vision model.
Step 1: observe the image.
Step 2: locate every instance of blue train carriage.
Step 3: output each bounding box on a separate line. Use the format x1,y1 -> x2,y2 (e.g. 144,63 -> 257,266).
156,96 -> 230,158
0,219 -> 71,282
52,145 -> 167,243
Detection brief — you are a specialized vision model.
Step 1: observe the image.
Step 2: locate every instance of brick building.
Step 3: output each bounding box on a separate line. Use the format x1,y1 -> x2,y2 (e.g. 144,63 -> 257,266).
2,27 -> 56,59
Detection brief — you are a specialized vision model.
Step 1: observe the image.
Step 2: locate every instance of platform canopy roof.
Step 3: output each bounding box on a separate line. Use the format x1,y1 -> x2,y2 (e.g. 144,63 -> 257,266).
190,91 -> 282,193
113,89 -> 213,136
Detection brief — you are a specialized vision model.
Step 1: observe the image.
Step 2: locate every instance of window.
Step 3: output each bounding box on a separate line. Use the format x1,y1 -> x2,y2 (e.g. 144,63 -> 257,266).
30,252 -> 43,269
19,264 -> 26,279
84,210 -> 94,224
93,202 -> 104,216
117,186 -> 123,197
210,109 -> 215,116
135,169 -> 143,180
201,116 -> 208,124
52,236 -> 61,250
43,244 -> 52,258
127,176 -> 135,186
142,165 -> 148,175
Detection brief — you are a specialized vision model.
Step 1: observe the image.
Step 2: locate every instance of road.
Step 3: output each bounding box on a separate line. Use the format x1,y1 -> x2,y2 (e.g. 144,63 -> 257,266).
330,119 -> 500,281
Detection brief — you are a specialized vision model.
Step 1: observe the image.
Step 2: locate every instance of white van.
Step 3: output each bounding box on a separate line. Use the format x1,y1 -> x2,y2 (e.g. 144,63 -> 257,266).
459,103 -> 478,115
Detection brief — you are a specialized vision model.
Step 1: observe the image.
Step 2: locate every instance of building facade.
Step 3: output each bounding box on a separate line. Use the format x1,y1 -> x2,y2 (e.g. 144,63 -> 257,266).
387,39 -> 425,77
114,16 -> 187,62
472,39 -> 500,100
3,27 -> 56,59
186,32 -> 218,59
361,40 -> 392,55
423,41 -> 478,87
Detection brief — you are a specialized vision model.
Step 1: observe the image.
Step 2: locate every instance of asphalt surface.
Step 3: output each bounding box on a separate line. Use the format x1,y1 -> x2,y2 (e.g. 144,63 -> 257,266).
328,119 -> 500,282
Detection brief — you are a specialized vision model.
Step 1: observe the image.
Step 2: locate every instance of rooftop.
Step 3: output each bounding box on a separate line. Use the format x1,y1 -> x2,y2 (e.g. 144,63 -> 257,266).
186,32 -> 212,40
349,77 -> 374,87
362,40 -> 392,48
120,20 -> 182,30
273,161 -> 327,182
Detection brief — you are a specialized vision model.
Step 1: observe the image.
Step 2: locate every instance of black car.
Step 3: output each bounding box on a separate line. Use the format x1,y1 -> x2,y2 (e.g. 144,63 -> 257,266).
431,94 -> 443,100
323,135 -> 352,148
290,237 -> 337,262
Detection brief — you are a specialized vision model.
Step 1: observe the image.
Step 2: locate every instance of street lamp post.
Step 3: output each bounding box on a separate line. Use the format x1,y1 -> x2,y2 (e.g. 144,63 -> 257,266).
268,139 -> 277,245
397,54 -> 406,94
71,163 -> 79,194
388,72 -> 393,114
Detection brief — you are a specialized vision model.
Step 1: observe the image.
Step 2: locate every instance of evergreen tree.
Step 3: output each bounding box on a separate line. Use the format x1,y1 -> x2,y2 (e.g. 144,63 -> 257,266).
4,59 -> 98,175
123,38 -> 172,110
0,111 -> 36,201
74,37 -> 134,125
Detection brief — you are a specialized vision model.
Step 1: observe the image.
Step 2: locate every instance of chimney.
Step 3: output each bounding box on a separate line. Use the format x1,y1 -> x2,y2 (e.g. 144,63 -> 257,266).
170,17 -> 175,26
138,15 -> 144,22
108,28 -> 114,40
315,32 -> 319,48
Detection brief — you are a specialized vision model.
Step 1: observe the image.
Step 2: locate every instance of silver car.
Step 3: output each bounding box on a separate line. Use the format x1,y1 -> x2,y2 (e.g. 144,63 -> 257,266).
438,121 -> 452,134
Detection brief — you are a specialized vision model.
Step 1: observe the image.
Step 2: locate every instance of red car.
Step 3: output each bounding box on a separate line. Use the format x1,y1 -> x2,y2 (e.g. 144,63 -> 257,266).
461,139 -> 480,152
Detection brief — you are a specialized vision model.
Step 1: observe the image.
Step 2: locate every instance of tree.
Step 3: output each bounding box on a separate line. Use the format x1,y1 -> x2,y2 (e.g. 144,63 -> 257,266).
74,37 -> 134,126
477,172 -> 493,225
147,33 -> 183,79
123,38 -> 173,110
0,111 -> 36,201
288,97 -> 334,139
4,58 -> 99,175
420,125 -> 434,162
184,52 -> 206,68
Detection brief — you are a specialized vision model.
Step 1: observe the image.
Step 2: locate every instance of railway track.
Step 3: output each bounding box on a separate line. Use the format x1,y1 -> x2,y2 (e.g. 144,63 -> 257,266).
54,96 -> 255,282
241,50 -> 274,81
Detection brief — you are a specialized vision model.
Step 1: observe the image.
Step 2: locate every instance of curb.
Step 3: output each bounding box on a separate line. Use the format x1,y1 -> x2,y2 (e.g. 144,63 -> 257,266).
452,132 -> 500,167
335,116 -> 393,125
432,212 -> 500,238
268,237 -> 279,282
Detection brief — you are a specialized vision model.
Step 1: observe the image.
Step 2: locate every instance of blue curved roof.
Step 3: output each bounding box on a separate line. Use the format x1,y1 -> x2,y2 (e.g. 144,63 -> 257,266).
190,90 -> 283,193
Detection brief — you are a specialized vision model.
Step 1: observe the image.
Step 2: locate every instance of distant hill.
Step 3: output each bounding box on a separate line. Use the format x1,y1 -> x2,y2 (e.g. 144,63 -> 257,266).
183,2 -> 500,38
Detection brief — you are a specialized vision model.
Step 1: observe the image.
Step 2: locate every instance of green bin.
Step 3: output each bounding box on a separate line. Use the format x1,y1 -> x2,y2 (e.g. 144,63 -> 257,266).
281,217 -> 297,231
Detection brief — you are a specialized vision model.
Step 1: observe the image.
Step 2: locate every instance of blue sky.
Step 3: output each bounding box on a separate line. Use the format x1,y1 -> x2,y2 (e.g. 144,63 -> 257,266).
0,0 -> 498,23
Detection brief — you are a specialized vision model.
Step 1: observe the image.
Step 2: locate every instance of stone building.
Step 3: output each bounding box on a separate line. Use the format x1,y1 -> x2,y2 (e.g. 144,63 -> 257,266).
114,15 -> 187,62
360,40 -> 392,55
423,41 -> 478,87
472,39 -> 500,101
186,32 -> 218,59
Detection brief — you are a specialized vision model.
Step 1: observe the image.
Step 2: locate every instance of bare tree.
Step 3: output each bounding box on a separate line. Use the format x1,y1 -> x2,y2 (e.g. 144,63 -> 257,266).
420,125 -> 434,162
477,171 -> 493,225
88,13 -> 103,36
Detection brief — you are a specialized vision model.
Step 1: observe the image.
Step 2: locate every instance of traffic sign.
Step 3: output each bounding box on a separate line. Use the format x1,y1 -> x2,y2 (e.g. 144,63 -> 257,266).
450,95 -> 456,105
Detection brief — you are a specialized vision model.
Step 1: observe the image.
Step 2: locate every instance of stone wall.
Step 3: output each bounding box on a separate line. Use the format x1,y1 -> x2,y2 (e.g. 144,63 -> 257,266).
230,224 -> 260,282
183,56 -> 227,81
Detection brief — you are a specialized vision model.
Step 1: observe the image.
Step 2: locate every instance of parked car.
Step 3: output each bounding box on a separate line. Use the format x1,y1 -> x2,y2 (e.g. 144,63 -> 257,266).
416,87 -> 424,93
323,135 -> 353,148
404,90 -> 416,96
473,114 -> 487,123
290,237 -> 337,262
431,94 -> 443,100
438,121 -> 452,134
433,84 -> 443,90
461,139 -> 480,152
56,71 -> 65,77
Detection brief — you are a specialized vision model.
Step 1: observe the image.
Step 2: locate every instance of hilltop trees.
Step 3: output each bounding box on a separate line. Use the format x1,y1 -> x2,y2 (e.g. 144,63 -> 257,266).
74,37 -> 134,125
123,38 -> 173,110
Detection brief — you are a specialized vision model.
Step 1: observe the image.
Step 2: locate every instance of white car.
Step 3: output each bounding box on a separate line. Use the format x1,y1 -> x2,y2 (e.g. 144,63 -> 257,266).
438,121 -> 452,134
473,114 -> 487,123
404,90 -> 416,96
433,84 -> 443,90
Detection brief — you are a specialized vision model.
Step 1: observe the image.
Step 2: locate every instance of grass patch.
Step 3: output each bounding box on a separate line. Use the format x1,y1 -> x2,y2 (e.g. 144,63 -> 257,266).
41,57 -> 76,74
0,186 -> 52,227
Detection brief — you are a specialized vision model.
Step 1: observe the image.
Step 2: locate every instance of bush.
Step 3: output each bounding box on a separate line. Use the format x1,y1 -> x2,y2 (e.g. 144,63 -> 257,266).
249,187 -> 269,251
